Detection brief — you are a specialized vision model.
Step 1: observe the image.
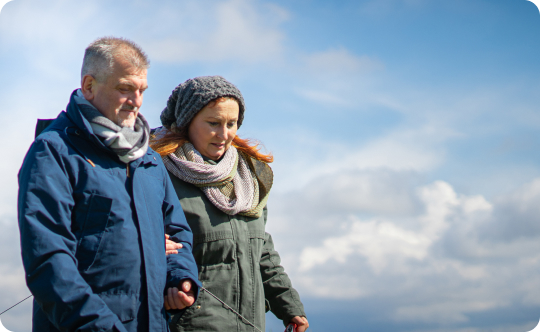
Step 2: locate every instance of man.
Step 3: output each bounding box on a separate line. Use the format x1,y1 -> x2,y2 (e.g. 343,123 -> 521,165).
18,37 -> 200,332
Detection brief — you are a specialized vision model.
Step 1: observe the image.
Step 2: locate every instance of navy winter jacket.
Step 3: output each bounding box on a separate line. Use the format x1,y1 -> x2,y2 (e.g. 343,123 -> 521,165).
17,90 -> 201,332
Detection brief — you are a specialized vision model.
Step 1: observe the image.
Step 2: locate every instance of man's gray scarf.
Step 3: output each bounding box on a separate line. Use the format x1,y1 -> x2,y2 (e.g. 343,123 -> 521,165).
74,89 -> 149,163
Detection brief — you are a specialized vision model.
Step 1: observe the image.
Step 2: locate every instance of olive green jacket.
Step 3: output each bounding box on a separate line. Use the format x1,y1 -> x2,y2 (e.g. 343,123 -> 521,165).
168,167 -> 305,332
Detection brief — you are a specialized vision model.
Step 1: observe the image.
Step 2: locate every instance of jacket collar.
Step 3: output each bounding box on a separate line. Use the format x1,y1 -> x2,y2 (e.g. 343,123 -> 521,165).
65,89 -> 158,167
135,150 -> 159,167
65,89 -> 113,156
66,89 -> 97,138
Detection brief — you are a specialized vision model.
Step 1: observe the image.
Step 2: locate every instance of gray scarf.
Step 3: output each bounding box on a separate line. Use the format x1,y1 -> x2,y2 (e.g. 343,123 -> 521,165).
74,89 -> 150,163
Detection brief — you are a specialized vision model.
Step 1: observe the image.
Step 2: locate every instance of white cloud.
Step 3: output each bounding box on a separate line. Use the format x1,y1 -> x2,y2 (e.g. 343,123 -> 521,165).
269,125 -> 450,193
138,0 -> 288,64
297,181 -> 491,274
267,165 -> 540,325
299,218 -> 433,273
0,0 -> 288,67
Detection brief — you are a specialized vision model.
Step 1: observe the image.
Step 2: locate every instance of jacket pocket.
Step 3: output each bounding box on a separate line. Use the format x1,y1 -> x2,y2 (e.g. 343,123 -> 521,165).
192,232 -> 236,270
98,292 -> 137,322
76,193 -> 113,272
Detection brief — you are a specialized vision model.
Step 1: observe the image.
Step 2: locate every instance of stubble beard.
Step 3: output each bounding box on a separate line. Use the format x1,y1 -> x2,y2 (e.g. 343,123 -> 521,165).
118,116 -> 137,128
116,106 -> 139,128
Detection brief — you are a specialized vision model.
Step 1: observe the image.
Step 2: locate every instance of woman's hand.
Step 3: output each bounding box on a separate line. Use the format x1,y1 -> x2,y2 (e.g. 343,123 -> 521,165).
164,279 -> 196,310
165,234 -> 183,255
289,316 -> 309,332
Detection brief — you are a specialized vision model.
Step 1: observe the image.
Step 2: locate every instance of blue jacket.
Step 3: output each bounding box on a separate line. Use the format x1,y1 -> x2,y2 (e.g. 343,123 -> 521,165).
18,90 -> 201,332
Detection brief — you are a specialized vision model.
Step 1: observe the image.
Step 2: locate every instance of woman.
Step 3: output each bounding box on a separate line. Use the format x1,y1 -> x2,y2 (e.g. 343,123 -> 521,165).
151,76 -> 309,332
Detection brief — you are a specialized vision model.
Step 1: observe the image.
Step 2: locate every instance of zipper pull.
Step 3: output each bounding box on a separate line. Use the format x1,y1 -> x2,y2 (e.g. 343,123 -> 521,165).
126,165 -> 130,177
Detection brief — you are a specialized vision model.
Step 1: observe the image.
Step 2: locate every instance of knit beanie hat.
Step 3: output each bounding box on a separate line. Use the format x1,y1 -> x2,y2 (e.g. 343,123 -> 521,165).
160,75 -> 245,131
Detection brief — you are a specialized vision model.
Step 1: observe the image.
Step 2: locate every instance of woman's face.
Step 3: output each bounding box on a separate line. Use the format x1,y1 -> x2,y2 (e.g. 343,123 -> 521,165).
188,98 -> 239,161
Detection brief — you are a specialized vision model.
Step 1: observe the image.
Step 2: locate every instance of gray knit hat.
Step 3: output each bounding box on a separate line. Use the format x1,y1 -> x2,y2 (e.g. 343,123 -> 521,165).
160,75 -> 245,131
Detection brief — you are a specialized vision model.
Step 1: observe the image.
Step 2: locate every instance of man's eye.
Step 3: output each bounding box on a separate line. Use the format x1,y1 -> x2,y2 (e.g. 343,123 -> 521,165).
227,122 -> 236,128
208,122 -> 219,126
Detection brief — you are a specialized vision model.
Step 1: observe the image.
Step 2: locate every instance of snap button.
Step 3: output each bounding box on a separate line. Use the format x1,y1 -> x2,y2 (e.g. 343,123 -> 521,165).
196,305 -> 201,309
74,129 -> 81,135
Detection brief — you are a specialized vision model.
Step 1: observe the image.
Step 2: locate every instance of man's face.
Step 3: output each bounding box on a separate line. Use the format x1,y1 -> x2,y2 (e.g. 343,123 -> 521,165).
83,56 -> 148,127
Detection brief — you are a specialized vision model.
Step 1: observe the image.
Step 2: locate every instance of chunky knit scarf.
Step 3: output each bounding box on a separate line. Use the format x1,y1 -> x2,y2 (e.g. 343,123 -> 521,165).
75,89 -> 150,163
157,129 -> 271,218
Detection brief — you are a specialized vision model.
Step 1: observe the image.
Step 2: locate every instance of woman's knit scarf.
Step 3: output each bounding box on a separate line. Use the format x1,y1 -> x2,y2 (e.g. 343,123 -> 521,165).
162,140 -> 271,218
75,89 -> 150,163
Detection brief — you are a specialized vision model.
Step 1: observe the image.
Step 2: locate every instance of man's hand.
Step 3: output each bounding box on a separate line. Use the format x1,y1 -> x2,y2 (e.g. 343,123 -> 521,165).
164,279 -> 195,310
165,234 -> 183,256
289,316 -> 309,332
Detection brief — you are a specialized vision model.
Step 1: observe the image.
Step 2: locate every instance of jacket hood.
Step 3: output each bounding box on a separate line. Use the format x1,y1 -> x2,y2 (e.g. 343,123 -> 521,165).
66,89 -> 97,137
63,89 -> 155,166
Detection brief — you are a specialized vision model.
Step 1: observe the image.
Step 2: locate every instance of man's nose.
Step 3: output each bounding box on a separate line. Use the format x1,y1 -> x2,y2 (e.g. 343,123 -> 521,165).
128,90 -> 144,109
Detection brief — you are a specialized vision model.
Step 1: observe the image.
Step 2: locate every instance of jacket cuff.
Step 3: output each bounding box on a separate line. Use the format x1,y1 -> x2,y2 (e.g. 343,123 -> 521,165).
168,271 -> 202,294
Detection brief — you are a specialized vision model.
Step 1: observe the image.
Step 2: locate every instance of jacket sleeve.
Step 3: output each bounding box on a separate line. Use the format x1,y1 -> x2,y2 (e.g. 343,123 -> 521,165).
259,208 -> 306,325
162,171 -> 202,293
18,139 -> 128,332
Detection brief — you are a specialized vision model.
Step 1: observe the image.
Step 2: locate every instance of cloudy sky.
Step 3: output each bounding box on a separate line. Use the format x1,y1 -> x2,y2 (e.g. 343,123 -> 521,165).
1,0 -> 540,331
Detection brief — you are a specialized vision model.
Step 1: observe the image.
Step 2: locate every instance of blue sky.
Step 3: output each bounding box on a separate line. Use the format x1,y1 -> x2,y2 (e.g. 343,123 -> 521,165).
1,0 -> 540,331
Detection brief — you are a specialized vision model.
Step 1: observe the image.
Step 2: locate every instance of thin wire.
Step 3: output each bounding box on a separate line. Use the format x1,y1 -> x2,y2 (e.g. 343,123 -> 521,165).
0,295 -> 32,316
201,286 -> 263,332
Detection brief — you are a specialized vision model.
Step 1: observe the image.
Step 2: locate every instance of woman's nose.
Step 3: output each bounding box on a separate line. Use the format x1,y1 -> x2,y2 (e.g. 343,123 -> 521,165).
216,126 -> 228,140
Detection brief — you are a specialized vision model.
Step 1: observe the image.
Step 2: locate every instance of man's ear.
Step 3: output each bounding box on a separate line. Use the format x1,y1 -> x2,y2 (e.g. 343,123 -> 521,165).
81,75 -> 97,101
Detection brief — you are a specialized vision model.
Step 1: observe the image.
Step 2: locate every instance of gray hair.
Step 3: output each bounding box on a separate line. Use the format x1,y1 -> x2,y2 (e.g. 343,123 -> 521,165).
81,36 -> 150,83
